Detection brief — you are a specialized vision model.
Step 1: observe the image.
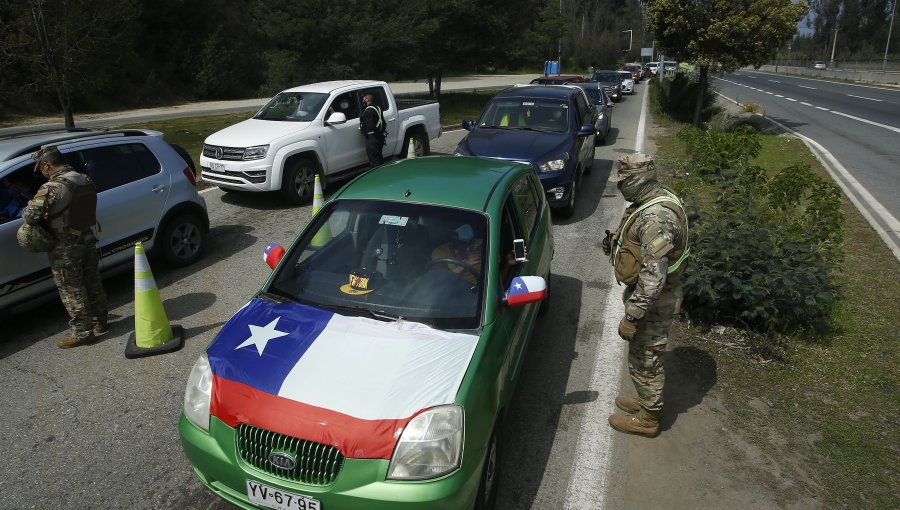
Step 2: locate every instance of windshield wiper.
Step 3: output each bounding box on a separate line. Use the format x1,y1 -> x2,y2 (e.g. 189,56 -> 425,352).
318,303 -> 400,322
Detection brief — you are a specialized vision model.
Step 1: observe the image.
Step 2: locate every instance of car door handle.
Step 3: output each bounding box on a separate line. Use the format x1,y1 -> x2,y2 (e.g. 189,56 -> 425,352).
151,185 -> 166,193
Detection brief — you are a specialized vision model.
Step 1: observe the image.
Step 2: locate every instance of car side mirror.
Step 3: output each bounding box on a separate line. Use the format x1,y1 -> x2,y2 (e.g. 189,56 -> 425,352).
263,243 -> 285,270
504,276 -> 547,308
607,102 -> 615,108
462,119 -> 475,131
578,124 -> 595,136
325,112 -> 347,125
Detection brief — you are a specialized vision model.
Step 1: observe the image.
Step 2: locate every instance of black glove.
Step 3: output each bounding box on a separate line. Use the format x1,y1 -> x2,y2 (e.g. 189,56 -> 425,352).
601,229 -> 613,256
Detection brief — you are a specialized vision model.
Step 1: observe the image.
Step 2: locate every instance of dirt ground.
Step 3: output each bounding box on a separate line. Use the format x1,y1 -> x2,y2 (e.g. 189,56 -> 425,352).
617,111 -> 825,510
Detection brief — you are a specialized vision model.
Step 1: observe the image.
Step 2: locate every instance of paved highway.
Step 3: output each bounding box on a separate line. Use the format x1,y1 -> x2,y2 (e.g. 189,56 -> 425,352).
715,69 -> 900,259
0,82 -> 656,508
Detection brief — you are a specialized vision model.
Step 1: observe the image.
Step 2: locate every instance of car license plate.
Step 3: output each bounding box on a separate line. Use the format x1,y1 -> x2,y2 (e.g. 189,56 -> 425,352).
210,162 -> 226,172
246,480 -> 321,510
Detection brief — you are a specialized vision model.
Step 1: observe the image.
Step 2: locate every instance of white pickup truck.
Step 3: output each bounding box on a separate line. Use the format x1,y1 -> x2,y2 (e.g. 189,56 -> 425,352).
199,80 -> 441,203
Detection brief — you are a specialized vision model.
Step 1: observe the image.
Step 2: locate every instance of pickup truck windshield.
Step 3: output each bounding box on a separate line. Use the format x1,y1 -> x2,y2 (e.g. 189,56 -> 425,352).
254,92 -> 328,122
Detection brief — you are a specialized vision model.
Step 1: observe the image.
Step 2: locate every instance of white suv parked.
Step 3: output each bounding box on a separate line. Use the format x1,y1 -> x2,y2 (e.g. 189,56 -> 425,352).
0,129 -> 209,316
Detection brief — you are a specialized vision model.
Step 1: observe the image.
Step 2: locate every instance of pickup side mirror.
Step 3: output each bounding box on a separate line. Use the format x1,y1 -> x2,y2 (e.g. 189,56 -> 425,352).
504,276 -> 547,308
462,119 -> 475,131
263,243 -> 285,270
325,112 -> 347,125
578,124 -> 595,136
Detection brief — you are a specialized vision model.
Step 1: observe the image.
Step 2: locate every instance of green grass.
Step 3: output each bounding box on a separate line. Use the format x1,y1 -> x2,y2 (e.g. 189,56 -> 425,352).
656,127 -> 900,508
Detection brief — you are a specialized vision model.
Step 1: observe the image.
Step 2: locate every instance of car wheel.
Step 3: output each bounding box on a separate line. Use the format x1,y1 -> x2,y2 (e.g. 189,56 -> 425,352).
557,172 -> 577,219
474,427 -> 500,510
160,214 -> 205,267
170,143 -> 196,177
280,158 -> 317,205
402,130 -> 429,158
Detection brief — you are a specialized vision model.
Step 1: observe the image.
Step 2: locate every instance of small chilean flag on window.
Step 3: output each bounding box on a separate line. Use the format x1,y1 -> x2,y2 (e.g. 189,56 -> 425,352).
506,276 -> 547,306
263,243 -> 285,269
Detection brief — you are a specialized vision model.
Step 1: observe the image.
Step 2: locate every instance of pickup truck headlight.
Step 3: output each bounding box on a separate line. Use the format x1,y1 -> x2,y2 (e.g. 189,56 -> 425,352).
183,354 -> 212,431
242,145 -> 269,160
538,153 -> 569,173
387,405 -> 463,480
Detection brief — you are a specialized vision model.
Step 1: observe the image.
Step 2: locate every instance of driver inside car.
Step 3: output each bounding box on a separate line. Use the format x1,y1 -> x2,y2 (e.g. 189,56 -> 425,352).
431,224 -> 482,286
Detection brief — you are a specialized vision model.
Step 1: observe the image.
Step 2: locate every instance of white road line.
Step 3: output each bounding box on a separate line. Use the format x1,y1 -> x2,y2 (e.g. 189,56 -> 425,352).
786,97 -> 797,102
798,85 -> 817,89
800,102 -> 813,107
775,94 -> 784,98
846,94 -> 882,102
716,91 -> 900,262
766,91 -> 774,95
816,106 -> 830,111
831,110 -> 900,134
564,82 -> 648,510
768,79 -> 781,83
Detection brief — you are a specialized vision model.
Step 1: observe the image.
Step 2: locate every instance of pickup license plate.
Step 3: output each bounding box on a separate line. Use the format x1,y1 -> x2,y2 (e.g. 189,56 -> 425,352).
209,162 -> 226,172
246,480 -> 321,510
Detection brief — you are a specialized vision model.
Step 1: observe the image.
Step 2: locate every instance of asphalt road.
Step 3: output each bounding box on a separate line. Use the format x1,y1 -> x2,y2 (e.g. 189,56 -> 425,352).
0,82 -> 653,509
715,69 -> 900,259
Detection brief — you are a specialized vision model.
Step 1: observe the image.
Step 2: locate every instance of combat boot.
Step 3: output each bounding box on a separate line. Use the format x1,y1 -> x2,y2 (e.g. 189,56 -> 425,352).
57,334 -> 97,349
93,313 -> 109,337
608,408 -> 661,437
614,395 -> 641,414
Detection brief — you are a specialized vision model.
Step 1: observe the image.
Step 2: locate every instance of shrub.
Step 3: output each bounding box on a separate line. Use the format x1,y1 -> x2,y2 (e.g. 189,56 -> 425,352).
649,73 -> 720,125
677,127 -> 845,334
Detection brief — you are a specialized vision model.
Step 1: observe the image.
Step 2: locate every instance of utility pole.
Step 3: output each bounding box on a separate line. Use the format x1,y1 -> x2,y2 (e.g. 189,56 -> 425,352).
884,1 -> 897,73
830,26 -> 839,68
557,0 -> 562,75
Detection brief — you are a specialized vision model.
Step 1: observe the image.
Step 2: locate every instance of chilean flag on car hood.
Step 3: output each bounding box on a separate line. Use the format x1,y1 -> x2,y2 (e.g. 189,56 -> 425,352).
506,276 -> 547,306
206,298 -> 478,459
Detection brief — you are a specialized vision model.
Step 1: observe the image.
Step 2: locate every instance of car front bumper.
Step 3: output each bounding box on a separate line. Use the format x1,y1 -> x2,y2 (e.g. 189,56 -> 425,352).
179,415 -> 483,510
199,155 -> 274,192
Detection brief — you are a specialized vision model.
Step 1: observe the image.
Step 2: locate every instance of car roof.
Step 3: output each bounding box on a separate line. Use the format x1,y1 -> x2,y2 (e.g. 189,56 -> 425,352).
500,85 -> 577,100
0,128 -> 157,163
332,156 -> 528,212
281,80 -> 384,95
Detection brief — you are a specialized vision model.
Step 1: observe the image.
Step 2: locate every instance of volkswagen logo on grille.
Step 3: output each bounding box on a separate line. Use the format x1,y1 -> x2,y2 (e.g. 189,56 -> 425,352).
268,451 -> 297,471
213,147 -> 224,159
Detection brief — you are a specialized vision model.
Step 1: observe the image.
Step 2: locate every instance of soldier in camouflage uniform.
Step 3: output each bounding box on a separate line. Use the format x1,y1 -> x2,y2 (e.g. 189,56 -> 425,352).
22,146 -> 108,349
601,153 -> 689,437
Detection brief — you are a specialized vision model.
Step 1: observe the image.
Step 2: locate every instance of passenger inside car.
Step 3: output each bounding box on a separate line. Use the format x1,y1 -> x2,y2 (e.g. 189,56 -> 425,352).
0,173 -> 36,223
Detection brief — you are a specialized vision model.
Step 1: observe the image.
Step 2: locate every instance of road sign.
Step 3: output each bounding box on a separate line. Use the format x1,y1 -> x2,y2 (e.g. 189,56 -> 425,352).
641,47 -> 653,57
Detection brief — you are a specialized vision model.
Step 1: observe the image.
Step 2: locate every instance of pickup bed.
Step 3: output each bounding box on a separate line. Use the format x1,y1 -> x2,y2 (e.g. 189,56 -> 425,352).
200,80 -> 442,203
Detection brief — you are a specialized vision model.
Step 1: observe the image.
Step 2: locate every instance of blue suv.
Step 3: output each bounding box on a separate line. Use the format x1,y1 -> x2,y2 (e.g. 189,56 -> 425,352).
456,85 -> 597,217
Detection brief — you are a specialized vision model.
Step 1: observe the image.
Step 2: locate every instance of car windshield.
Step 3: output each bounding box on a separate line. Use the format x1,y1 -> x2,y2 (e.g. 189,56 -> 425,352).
477,97 -> 570,133
618,72 -> 632,81
592,73 -> 619,85
579,87 -> 604,104
268,199 -> 488,330
254,92 -> 328,122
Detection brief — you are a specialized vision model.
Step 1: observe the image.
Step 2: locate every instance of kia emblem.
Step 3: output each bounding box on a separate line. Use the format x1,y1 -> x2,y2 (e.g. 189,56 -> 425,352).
268,451 -> 297,471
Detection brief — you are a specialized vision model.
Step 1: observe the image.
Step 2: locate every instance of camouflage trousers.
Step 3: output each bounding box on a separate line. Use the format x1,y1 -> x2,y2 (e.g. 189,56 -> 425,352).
48,232 -> 108,339
623,283 -> 681,412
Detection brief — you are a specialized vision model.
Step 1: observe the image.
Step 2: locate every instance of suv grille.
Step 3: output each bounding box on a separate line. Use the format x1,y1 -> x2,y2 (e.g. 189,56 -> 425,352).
203,144 -> 246,161
237,423 -> 344,485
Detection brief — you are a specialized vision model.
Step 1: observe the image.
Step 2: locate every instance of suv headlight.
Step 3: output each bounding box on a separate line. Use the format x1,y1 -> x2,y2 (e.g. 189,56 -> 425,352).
183,354 -> 212,431
538,153 -> 569,173
242,145 -> 269,160
387,405 -> 464,480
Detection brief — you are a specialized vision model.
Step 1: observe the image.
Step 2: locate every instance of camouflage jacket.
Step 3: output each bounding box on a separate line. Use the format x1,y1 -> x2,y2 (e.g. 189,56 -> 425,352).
22,165 -> 97,235
614,187 -> 688,320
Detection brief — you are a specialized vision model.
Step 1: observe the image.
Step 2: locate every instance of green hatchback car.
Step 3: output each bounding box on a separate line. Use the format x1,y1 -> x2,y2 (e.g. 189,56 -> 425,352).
179,156 -> 554,509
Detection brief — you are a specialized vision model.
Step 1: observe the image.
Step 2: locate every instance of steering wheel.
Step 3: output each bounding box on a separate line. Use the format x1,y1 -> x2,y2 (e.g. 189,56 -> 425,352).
426,258 -> 480,283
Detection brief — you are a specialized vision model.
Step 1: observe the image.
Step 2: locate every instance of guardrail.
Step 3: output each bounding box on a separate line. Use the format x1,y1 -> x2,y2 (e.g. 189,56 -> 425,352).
756,65 -> 900,86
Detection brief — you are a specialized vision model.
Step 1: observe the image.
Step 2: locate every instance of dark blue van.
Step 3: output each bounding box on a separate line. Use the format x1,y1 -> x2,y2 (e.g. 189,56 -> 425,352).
456,85 -> 597,218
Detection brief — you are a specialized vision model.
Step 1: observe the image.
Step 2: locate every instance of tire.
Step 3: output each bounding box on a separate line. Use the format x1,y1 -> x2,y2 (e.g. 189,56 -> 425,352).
474,427 -> 500,510
170,143 -> 196,177
160,214 -> 205,267
556,171 -> 578,219
401,130 -> 429,158
280,158 -> 318,205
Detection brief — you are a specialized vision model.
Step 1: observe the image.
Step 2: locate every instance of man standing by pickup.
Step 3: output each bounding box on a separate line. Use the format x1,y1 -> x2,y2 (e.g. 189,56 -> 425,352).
360,94 -> 386,169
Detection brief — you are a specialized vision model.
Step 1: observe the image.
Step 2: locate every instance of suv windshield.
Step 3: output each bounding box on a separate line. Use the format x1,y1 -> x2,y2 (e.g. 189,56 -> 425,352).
254,92 -> 328,122
592,72 -> 620,86
269,199 -> 487,330
477,97 -> 570,133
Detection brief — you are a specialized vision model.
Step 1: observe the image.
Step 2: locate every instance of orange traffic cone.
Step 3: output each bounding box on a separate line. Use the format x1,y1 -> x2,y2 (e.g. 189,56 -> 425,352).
406,137 -> 416,159
311,174 -> 332,247
125,242 -> 184,359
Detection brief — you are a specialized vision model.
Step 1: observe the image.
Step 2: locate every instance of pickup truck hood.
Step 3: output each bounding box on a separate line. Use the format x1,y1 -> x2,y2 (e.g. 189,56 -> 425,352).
205,118 -> 313,147
206,298 -> 479,459
460,128 -> 570,163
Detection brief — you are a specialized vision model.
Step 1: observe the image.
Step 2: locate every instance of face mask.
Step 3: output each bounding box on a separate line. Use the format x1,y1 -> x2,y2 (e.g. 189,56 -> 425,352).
617,177 -> 646,202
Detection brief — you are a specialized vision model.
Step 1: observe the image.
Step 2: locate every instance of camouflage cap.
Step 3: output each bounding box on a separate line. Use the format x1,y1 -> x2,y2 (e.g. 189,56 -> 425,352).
609,153 -> 655,182
32,145 -> 61,162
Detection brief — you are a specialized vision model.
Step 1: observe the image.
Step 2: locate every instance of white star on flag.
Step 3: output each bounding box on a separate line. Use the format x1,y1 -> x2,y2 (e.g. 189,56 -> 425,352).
514,282 -> 523,290
235,317 -> 289,355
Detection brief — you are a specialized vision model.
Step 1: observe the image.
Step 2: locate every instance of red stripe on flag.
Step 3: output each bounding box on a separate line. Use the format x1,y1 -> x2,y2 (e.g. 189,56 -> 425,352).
507,288 -> 547,307
211,375 -> 411,459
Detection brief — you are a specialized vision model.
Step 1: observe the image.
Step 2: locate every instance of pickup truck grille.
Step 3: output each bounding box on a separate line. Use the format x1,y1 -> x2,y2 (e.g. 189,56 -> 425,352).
203,144 -> 246,161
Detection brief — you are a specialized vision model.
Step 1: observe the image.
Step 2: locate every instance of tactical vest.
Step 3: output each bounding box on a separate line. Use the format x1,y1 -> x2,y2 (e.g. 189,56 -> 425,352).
362,105 -> 384,135
47,170 -> 97,232
610,189 -> 690,286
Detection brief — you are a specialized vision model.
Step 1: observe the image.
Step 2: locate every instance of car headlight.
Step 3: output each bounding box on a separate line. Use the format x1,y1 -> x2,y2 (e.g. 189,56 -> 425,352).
183,354 -> 212,431
242,145 -> 269,160
387,405 -> 464,480
538,154 -> 569,173
598,112 -> 605,121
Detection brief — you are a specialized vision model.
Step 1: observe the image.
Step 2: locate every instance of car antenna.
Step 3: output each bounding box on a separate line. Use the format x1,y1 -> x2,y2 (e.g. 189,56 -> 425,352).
404,189 -> 412,198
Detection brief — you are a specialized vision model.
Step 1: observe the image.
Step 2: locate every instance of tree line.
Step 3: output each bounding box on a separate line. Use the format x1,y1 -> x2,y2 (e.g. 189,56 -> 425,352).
0,0 -> 644,126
